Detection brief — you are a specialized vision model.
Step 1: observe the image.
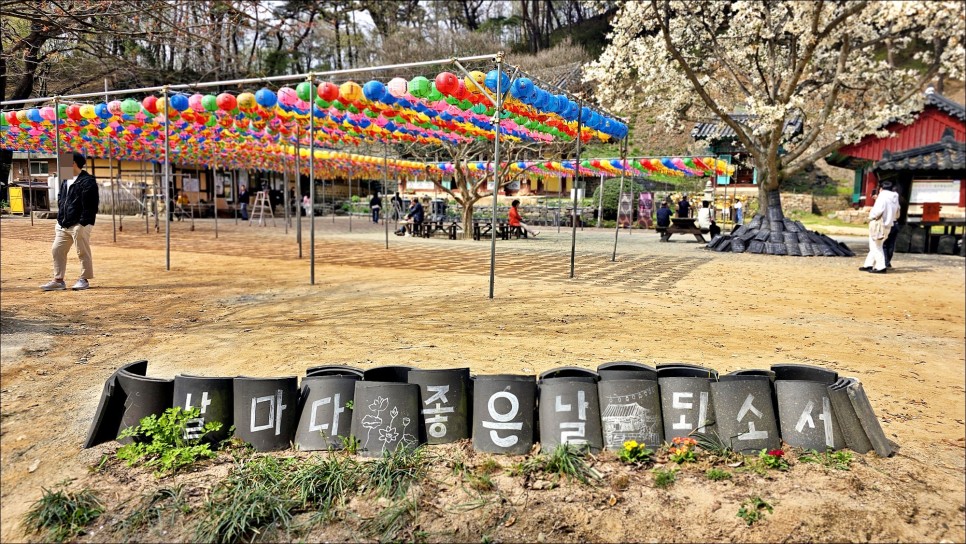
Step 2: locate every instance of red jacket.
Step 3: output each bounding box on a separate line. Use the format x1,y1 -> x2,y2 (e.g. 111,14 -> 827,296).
509,206 -> 522,226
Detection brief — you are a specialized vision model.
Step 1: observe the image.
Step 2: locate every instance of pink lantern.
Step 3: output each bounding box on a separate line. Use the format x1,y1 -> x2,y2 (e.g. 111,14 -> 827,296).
387,78 -> 408,98
189,93 -> 205,112
39,106 -> 56,121
278,87 -> 298,107
108,100 -> 123,115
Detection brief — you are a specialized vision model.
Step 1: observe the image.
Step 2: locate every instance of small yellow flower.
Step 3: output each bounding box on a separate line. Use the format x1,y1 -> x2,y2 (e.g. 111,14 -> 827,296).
624,440 -> 639,450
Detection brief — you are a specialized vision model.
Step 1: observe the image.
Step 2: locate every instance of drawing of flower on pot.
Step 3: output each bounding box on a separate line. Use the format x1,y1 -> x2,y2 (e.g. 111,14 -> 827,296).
376,407 -> 419,452
361,396 -> 389,448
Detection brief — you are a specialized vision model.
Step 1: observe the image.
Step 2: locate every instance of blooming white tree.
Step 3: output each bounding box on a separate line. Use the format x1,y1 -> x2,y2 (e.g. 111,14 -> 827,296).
585,1 -> 964,242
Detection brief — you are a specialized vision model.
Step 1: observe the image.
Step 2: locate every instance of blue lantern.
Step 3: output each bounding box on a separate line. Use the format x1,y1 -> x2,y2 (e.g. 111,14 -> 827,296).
485,70 -> 510,92
363,80 -> 387,102
255,88 -> 278,108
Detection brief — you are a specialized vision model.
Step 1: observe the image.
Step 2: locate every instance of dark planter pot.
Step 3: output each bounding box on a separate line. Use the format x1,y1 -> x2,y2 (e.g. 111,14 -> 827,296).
305,365 -> 364,379
657,366 -> 718,442
350,381 -> 421,457
828,378 -> 893,456
472,374 -> 536,455
538,376 -> 603,452
597,362 -> 657,381
363,365 -> 413,383
775,380 -> 846,451
539,366 -> 600,381
232,376 -> 299,451
85,360 -> 151,448
173,375 -> 234,444
710,375 -> 781,453
295,375 -> 360,451
407,368 -> 471,444
771,364 -> 838,383
598,379 -> 663,449
115,363 -> 174,445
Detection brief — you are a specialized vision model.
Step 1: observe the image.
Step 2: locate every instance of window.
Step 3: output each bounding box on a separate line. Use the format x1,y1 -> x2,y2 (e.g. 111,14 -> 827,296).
29,161 -> 49,176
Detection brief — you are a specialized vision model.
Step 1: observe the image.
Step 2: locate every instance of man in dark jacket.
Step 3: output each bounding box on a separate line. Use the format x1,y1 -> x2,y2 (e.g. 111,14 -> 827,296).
238,185 -> 250,220
41,153 -> 99,291
396,197 -> 424,236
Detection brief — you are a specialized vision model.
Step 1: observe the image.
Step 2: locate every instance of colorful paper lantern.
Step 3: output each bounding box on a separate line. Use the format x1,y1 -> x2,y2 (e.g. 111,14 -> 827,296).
339,81 -> 362,103
202,94 -> 218,112
317,82 -> 340,102
484,69 -> 509,92
363,80 -> 387,102
142,95 -> 159,114
216,93 -> 237,112
408,76 -> 430,98
255,88 -> 278,108
434,72 -> 459,96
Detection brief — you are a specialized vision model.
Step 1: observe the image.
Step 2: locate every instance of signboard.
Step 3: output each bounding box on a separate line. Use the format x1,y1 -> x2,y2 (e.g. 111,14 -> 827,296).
408,180 -> 436,191
617,192 -> 633,227
182,177 -> 199,193
910,180 -> 961,204
638,192 -> 653,228
9,187 -> 24,215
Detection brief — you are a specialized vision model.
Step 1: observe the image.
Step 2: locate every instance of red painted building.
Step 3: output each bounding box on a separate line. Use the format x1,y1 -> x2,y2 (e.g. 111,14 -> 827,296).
827,90 -> 966,213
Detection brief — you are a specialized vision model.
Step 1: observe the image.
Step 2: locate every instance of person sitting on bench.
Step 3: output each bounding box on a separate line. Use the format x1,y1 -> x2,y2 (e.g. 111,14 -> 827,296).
508,199 -> 539,238
395,197 -> 424,236
656,201 -> 672,232
697,200 -> 712,231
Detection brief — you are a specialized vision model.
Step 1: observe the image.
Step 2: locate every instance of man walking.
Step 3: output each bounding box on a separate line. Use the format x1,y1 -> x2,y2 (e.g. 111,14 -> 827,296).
41,153 -> 99,291
238,185 -> 250,220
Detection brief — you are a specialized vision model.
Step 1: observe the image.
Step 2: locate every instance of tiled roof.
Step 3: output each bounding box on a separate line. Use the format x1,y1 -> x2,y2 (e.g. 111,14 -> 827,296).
924,91 -> 966,121
691,114 -> 803,142
875,128 -> 966,171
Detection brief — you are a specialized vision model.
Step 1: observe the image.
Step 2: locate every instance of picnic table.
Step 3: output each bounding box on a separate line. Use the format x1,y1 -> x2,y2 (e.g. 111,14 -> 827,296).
658,217 -> 707,243
473,220 -> 513,241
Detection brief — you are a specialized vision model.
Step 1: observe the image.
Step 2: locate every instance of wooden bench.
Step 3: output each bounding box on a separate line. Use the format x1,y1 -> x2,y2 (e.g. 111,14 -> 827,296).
662,217 -> 707,242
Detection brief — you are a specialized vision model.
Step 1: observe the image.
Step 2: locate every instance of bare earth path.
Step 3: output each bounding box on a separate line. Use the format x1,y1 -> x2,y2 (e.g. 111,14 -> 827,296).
1,215 -> 963,542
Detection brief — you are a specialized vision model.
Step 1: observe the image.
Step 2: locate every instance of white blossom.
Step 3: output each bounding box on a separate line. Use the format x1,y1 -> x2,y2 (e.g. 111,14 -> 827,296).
584,1 -> 965,192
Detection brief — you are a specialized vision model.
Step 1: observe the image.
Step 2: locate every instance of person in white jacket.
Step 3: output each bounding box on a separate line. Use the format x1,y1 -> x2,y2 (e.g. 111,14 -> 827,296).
860,179 -> 900,274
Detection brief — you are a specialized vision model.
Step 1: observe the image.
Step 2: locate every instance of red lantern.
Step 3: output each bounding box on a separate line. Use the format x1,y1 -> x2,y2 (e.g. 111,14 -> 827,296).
142,96 -> 159,114
66,104 -> 83,121
454,80 -> 468,100
318,82 -> 340,102
4,111 -> 18,124
435,72 -> 459,96
216,93 -> 237,111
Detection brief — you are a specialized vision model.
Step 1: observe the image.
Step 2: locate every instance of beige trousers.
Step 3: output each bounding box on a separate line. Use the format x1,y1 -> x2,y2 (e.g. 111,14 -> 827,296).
52,224 -> 94,280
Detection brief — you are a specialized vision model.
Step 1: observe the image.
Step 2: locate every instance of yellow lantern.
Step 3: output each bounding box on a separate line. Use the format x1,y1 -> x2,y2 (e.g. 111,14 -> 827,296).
80,104 -> 98,119
464,71 -> 486,94
339,81 -> 362,102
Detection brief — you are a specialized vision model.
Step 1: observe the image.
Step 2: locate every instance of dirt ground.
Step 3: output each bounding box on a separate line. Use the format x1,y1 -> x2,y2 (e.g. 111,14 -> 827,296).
1,214 -> 964,542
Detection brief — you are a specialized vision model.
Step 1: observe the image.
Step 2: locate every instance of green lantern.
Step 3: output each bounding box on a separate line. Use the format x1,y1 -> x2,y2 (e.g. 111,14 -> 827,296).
408,76 -> 431,98
296,81 -> 314,101
202,94 -> 218,112
426,84 -> 443,102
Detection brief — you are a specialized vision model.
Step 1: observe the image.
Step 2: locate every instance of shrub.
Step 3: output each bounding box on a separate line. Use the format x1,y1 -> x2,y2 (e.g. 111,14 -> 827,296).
116,407 -> 222,476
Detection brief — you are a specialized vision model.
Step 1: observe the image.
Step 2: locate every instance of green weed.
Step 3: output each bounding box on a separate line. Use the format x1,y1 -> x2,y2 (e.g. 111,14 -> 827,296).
758,449 -> 790,471
515,444 -> 601,484
22,484 -> 104,543
798,448 -> 854,470
652,467 -> 677,489
361,499 -> 417,543
737,496 -> 773,525
290,454 -> 363,520
193,455 -> 298,543
116,407 -> 222,476
366,446 -> 430,499
705,467 -> 733,481
340,434 -> 361,455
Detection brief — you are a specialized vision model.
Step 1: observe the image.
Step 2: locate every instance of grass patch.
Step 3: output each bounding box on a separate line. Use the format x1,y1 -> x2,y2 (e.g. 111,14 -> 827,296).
798,448 -> 854,470
652,467 -> 677,488
22,484 -> 104,543
116,407 -> 222,476
366,446 -> 430,499
193,455 -> 298,543
361,499 -> 418,543
290,454 -> 364,520
514,444 -> 601,485
737,496 -> 773,526
705,468 -> 733,481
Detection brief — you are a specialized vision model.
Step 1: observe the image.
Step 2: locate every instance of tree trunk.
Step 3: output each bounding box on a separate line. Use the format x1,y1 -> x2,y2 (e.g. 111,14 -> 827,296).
460,201 -> 476,240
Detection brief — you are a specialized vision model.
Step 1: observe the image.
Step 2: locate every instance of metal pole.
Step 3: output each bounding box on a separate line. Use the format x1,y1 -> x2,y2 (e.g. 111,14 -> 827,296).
295,133 -> 302,258
383,141 -> 389,249
569,105 -> 583,279
105,79 -> 117,242
53,98 -> 60,227
163,87 -> 171,271
213,147 -> 219,239
309,76 -> 316,284
612,137 -> 628,262
488,57 -> 503,299
143,161 -> 149,234
557,174 -> 562,233
283,164 -> 289,235
348,171 -> 353,232
233,168 -> 238,225
2,54 -> 501,107
27,149 -> 33,226
597,173 -> 604,228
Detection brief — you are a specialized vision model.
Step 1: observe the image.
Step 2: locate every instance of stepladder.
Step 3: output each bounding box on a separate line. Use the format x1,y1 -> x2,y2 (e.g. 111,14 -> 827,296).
249,191 -> 276,227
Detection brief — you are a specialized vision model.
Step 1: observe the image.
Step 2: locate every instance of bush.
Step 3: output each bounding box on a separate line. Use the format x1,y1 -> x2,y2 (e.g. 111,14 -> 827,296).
116,407 -> 222,476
